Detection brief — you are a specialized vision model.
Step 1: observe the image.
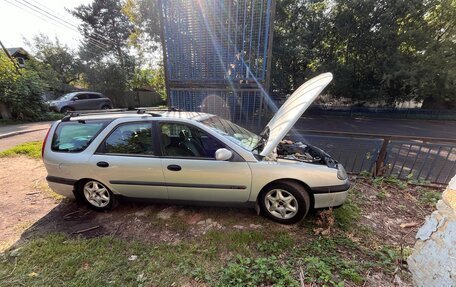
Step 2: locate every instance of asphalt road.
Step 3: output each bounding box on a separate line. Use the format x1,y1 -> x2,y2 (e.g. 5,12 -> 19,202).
296,115 -> 456,139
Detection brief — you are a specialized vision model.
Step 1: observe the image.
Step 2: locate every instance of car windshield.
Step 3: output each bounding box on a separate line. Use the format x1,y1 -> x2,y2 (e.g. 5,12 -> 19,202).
199,116 -> 261,151
57,92 -> 78,101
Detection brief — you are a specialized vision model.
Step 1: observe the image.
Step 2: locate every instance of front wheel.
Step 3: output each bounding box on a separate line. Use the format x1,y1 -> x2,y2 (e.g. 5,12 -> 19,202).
259,181 -> 310,224
80,180 -> 117,211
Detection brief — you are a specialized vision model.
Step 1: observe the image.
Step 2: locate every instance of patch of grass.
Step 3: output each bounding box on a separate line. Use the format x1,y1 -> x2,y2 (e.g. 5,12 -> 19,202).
256,232 -> 294,254
371,245 -> 403,271
219,255 -> 298,286
359,170 -> 372,177
205,229 -> 265,255
377,189 -> 387,200
0,231 -> 299,287
419,190 -> 442,206
373,176 -> 408,189
0,141 -> 42,159
294,235 -> 364,285
333,200 -> 361,230
0,234 -> 212,286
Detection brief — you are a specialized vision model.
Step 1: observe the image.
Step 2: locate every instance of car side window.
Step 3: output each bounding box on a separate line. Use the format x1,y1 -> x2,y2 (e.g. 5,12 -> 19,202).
75,94 -> 88,100
159,122 -> 224,158
101,123 -> 154,155
88,94 -> 101,99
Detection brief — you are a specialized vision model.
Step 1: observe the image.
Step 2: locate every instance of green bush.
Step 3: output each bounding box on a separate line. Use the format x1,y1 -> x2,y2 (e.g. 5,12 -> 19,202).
0,53 -> 46,120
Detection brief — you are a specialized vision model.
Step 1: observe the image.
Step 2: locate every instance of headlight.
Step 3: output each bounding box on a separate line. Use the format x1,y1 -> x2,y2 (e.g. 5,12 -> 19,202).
337,164 -> 348,180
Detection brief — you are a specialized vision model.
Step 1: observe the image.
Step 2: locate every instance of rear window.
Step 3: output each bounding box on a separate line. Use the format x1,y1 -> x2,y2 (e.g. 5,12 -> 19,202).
51,120 -> 111,152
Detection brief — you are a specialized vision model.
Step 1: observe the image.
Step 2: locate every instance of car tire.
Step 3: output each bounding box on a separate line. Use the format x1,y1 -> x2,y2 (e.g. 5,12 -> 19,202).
79,179 -> 117,211
61,107 -> 73,114
101,105 -> 112,109
259,181 -> 310,224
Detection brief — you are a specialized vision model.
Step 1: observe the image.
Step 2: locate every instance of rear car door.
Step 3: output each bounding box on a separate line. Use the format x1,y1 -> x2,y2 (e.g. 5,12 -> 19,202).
158,121 -> 252,202
87,93 -> 102,109
88,121 -> 168,199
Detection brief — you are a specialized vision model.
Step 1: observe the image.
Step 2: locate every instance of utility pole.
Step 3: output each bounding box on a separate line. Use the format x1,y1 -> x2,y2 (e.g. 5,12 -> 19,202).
0,39 -> 21,74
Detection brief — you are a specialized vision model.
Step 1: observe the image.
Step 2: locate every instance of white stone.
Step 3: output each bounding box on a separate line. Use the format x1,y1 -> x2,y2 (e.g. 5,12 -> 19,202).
156,206 -> 175,220
408,174 -> 456,286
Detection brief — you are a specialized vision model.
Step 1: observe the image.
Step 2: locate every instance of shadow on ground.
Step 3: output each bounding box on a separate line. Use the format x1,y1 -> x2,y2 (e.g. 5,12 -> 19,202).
18,199 -> 268,244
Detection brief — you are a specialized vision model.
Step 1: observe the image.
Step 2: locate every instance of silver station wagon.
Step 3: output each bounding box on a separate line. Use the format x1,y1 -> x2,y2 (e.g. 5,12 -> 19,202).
43,73 -> 349,224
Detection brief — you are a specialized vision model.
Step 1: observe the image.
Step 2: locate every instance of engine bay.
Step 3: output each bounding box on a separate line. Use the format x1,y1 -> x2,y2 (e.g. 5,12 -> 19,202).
274,139 -> 338,168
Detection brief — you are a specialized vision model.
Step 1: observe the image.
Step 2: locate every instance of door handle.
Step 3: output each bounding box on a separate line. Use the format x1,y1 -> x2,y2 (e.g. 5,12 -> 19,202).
96,161 -> 109,168
167,164 -> 181,171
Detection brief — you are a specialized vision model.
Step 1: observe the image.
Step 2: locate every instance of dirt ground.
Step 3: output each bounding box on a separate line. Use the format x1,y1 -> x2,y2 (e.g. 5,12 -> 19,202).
0,157 -> 59,250
0,156 -> 441,286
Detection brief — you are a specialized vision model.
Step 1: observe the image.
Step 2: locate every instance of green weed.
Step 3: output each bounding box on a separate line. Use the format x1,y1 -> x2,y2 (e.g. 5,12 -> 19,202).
219,255 -> 298,286
333,200 -> 361,230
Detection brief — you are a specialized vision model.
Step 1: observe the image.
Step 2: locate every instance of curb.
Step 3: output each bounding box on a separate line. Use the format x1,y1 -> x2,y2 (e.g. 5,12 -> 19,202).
0,128 -> 49,139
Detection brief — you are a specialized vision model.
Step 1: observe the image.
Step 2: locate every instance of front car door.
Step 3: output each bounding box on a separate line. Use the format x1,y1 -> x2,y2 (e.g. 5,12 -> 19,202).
88,121 -> 168,199
158,121 -> 252,202
72,93 -> 91,110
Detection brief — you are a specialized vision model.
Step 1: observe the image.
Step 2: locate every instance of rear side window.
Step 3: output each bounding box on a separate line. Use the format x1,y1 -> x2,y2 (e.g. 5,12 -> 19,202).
51,120 -> 110,152
100,122 -> 154,155
88,94 -> 101,99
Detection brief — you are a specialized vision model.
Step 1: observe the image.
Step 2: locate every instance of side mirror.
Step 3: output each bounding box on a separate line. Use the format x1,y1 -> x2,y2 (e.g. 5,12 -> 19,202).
215,148 -> 233,161
72,96 -> 79,101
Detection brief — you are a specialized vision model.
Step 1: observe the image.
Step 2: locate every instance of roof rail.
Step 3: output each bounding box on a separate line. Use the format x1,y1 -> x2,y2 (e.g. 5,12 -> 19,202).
60,107 -> 182,121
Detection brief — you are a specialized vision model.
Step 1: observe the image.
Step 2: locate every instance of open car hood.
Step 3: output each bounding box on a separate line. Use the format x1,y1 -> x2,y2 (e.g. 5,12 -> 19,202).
259,73 -> 333,157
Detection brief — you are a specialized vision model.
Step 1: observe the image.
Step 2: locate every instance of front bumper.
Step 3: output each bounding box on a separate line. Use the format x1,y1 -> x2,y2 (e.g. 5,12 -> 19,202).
312,180 -> 350,208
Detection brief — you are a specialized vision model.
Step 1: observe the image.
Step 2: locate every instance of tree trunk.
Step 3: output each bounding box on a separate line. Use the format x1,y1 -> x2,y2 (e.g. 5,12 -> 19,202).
0,101 -> 12,120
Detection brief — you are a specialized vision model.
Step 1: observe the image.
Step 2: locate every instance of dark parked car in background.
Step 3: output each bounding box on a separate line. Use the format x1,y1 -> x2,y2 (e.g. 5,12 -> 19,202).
49,92 -> 113,113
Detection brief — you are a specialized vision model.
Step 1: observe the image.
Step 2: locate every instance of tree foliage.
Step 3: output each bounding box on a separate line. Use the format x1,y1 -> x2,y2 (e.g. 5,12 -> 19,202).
0,52 -> 45,119
272,0 -> 456,108
71,0 -> 164,97
27,34 -> 82,86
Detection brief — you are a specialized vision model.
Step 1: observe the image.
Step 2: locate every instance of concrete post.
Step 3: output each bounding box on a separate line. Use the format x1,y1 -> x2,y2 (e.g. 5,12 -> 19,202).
408,175 -> 456,286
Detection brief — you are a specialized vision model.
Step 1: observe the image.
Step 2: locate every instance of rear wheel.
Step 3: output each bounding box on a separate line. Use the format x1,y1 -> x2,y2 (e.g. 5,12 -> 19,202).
80,180 -> 117,211
259,181 -> 310,224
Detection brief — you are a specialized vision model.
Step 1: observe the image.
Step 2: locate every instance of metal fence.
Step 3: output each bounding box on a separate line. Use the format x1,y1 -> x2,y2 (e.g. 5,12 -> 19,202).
291,131 -> 456,185
160,0 -> 275,131
385,141 -> 456,184
161,0 -> 273,82
169,88 -> 264,130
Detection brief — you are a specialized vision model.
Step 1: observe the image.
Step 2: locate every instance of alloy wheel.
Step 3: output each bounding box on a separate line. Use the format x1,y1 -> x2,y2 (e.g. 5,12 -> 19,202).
264,189 -> 298,220
83,181 -> 110,208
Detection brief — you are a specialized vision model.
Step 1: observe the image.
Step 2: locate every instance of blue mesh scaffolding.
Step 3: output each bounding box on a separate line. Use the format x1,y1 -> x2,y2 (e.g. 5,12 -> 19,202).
160,0 -> 274,129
